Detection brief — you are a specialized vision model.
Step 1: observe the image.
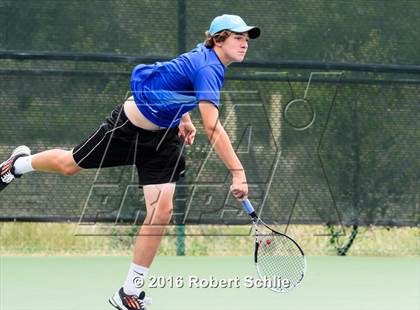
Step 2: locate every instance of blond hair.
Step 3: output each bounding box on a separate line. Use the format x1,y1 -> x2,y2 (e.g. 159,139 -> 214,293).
204,30 -> 233,48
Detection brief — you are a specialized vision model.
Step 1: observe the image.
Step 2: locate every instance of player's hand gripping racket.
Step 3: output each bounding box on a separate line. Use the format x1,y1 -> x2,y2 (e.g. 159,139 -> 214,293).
242,199 -> 306,292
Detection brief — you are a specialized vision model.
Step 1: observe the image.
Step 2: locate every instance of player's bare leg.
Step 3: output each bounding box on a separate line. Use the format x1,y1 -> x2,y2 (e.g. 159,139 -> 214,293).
32,149 -> 82,176
133,182 -> 176,266
110,183 -> 175,310
1,147 -> 81,191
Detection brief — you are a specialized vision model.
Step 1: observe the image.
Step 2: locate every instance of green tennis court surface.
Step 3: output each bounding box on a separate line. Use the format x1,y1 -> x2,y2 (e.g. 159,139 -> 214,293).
1,256 -> 418,310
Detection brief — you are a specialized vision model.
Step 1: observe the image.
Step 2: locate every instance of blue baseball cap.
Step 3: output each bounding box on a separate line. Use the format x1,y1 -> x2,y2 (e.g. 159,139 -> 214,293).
208,15 -> 260,39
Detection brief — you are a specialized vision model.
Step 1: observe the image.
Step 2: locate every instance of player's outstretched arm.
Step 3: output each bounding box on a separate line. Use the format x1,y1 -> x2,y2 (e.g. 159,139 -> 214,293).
198,101 -> 248,200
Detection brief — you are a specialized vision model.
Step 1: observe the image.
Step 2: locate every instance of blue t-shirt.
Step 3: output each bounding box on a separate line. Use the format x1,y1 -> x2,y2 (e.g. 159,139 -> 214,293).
130,43 -> 226,128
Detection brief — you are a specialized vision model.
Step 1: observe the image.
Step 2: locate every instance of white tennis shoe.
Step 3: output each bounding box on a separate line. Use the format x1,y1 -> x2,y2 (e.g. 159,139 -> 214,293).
109,288 -> 152,310
0,145 -> 31,191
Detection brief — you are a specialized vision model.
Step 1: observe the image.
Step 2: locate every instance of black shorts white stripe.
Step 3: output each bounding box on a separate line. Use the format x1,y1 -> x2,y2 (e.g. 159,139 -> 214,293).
72,105 -> 185,185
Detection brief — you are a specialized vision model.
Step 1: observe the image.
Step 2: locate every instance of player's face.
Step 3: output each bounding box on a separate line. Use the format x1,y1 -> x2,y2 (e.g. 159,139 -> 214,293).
221,32 -> 249,63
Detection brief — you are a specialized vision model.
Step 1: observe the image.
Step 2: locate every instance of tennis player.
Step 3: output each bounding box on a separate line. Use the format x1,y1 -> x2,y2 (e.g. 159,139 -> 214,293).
0,15 -> 260,310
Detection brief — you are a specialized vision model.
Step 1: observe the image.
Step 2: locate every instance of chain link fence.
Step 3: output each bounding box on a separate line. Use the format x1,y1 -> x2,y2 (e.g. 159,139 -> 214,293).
0,62 -> 418,226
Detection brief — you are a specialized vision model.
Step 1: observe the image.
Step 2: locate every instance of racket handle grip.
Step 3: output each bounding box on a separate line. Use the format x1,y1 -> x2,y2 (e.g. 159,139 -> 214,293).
242,199 -> 257,218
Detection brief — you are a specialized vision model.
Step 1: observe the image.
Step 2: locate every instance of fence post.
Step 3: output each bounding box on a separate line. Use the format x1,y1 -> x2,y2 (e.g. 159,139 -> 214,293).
176,0 -> 187,256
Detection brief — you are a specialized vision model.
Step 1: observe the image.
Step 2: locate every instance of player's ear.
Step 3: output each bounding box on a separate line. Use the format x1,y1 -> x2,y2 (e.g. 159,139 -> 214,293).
214,39 -> 223,48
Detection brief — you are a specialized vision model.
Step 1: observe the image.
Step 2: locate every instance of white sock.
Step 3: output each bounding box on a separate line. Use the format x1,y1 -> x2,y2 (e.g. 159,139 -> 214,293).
13,156 -> 34,175
123,263 -> 149,296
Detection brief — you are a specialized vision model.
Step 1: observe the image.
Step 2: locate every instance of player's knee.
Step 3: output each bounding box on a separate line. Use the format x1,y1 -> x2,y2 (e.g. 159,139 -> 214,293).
59,151 -> 80,176
154,205 -> 173,220
62,165 -> 79,176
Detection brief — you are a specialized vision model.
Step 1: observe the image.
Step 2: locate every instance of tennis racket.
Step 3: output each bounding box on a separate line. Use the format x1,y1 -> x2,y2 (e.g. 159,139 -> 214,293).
241,199 -> 306,293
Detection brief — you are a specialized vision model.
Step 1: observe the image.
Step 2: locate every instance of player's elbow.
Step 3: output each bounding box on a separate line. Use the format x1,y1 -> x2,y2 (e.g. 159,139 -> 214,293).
204,122 -> 222,141
204,123 -> 217,136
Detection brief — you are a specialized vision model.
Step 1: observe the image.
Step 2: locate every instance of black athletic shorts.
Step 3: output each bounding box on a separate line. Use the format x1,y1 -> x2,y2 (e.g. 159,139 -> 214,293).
72,104 -> 185,185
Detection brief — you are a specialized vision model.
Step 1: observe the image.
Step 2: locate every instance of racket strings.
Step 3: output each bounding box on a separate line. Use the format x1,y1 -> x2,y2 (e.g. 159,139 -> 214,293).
255,229 -> 305,292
